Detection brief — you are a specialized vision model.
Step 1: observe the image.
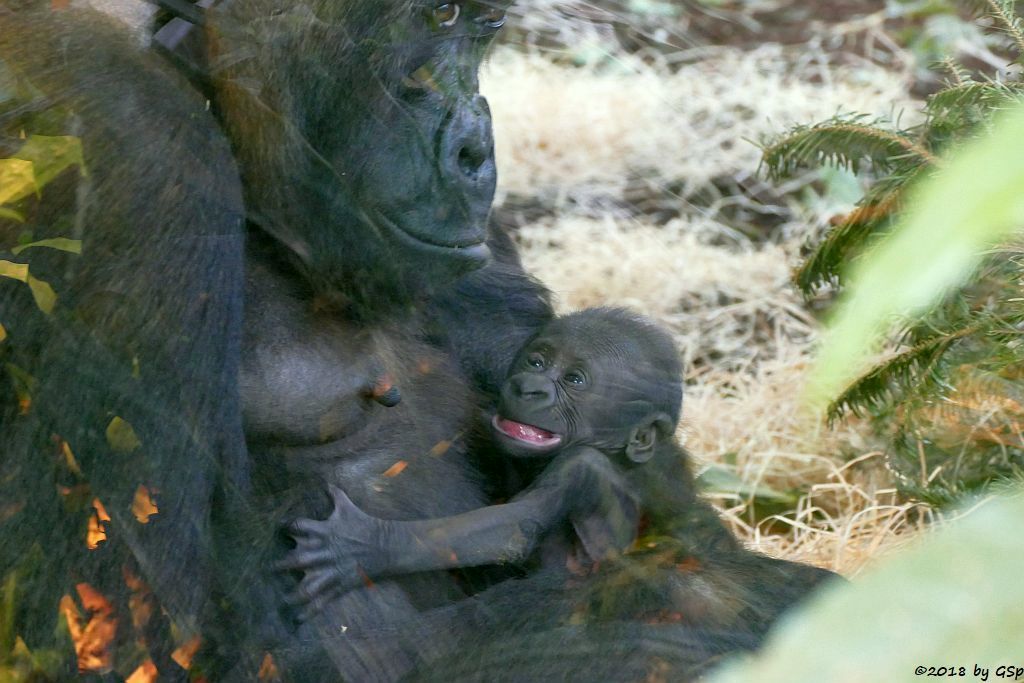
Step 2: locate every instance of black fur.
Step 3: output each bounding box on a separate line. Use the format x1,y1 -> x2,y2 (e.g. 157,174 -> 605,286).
0,3 -> 834,681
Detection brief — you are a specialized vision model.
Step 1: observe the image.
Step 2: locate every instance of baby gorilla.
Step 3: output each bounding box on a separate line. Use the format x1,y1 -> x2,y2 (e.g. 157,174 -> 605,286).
283,307 -> 735,611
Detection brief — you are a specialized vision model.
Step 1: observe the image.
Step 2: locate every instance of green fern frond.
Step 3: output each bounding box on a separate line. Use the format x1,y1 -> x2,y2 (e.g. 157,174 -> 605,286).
826,326 -> 979,423
765,0 -> 1024,503
939,57 -> 973,87
761,117 -> 936,180
961,0 -> 1024,61
984,0 -> 1024,58
926,81 -> 1024,120
793,187 -> 903,296
888,417 -> 1024,504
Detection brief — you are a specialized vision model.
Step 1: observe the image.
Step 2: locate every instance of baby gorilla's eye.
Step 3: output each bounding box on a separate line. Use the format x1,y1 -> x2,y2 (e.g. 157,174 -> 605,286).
563,371 -> 586,386
476,5 -> 506,28
527,352 -> 545,369
433,3 -> 460,28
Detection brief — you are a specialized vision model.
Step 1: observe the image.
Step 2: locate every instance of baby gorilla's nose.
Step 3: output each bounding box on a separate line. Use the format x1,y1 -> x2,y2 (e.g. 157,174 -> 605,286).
510,374 -> 555,404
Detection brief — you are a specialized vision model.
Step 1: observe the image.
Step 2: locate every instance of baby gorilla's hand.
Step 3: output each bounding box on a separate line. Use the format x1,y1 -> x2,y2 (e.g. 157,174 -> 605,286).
277,485 -> 392,621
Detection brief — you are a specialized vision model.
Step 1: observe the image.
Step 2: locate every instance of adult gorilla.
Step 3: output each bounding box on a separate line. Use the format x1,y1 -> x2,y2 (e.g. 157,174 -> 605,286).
0,1 -> 832,680
1,0 -> 549,677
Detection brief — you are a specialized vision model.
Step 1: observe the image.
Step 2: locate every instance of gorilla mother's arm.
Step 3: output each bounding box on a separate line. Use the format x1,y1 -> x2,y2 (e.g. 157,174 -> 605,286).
284,448 -> 640,601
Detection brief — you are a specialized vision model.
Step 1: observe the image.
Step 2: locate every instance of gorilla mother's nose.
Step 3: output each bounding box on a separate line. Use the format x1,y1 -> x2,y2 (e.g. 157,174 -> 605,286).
440,95 -> 496,191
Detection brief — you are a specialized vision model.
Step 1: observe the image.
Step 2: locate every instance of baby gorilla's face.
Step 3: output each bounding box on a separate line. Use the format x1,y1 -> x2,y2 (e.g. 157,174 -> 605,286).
493,324 -> 647,459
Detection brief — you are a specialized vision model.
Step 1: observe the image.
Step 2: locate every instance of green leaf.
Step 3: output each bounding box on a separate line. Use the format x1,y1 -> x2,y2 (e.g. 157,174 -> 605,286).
0,573 -> 14,659
11,238 -> 82,256
708,490 -> 1024,683
106,417 -> 142,453
0,260 -> 28,282
696,465 -> 796,504
11,135 -> 86,189
0,262 -> 56,313
807,103 -> 1024,408
0,158 -> 34,207
26,274 -> 55,314
0,207 -> 23,221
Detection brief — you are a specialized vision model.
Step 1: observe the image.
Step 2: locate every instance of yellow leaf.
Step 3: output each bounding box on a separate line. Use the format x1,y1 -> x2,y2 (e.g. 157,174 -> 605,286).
258,653 -> 280,680
172,635 -> 202,669
0,259 -> 28,282
62,441 -> 82,476
0,158 -> 34,206
126,660 -> 158,683
131,485 -> 159,524
26,273 -> 56,314
13,135 -> 86,188
382,460 -> 408,478
106,417 -> 141,453
0,322 -> 6,343
429,440 -> 452,457
11,237 -> 82,256
61,582 -> 116,672
87,499 -> 111,550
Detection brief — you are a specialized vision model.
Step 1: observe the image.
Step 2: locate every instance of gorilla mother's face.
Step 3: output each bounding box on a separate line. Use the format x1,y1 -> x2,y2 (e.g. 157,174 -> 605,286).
209,1 -> 508,302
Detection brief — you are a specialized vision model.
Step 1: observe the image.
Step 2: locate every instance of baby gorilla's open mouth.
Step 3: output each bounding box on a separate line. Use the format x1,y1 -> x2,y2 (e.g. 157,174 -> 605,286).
492,415 -> 562,449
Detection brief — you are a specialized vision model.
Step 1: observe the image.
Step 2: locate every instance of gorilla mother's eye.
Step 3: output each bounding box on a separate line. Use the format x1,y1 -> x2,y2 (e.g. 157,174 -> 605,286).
433,3 -> 461,28
527,352 -> 545,369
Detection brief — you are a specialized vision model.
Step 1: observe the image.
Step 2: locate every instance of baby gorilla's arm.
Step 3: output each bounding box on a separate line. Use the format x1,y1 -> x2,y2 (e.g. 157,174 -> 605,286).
281,448 -> 640,612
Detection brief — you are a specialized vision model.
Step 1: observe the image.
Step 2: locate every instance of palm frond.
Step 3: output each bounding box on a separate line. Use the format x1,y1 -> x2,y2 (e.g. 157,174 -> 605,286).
760,117 -> 935,180
926,81 -> 1024,120
764,8 -> 1024,503
826,326 -> 979,423
985,0 -> 1024,59
793,186 -> 902,296
939,57 -> 973,88
960,0 -> 1024,61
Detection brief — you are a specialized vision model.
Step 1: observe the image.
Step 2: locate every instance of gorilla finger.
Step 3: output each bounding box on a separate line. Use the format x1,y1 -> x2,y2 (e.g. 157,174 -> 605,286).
284,590 -> 308,608
302,567 -> 342,600
275,551 -> 328,573
297,585 -> 344,624
287,518 -> 324,539
328,484 -> 361,517
284,582 -> 318,608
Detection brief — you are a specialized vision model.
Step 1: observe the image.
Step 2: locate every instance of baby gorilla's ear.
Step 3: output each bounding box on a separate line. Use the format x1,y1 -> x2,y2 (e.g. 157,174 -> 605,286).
624,409 -> 674,464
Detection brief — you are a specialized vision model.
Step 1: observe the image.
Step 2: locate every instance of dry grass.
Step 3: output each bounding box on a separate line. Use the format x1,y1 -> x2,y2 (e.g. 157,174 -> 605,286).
515,216 -> 811,372
483,9 -> 932,577
485,43 -> 917,203
683,357 -> 934,574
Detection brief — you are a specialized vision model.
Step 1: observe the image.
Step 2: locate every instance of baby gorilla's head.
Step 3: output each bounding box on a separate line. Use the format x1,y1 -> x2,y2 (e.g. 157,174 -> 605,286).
492,308 -> 683,463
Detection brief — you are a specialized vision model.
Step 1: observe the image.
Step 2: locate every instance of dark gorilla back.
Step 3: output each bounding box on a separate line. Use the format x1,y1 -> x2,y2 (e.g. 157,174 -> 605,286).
0,7 -> 248,638
0,2 -> 834,681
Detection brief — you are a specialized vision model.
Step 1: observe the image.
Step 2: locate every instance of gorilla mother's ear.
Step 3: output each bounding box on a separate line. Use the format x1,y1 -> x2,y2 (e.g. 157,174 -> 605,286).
625,412 -> 674,464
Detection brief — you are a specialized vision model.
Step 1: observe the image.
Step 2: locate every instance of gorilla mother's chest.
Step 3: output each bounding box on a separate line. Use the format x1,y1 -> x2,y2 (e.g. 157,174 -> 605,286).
239,263 -> 478,511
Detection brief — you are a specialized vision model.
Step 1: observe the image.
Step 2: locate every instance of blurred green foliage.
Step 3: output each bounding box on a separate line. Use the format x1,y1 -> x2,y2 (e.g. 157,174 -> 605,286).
708,488 -> 1024,683
763,0 -> 1024,505
0,135 -> 84,320
1,130 -> 85,682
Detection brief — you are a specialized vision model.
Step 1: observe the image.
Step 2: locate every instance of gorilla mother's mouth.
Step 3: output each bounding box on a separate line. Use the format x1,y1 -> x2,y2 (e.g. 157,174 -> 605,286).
492,415 -> 562,448
372,210 -> 490,259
